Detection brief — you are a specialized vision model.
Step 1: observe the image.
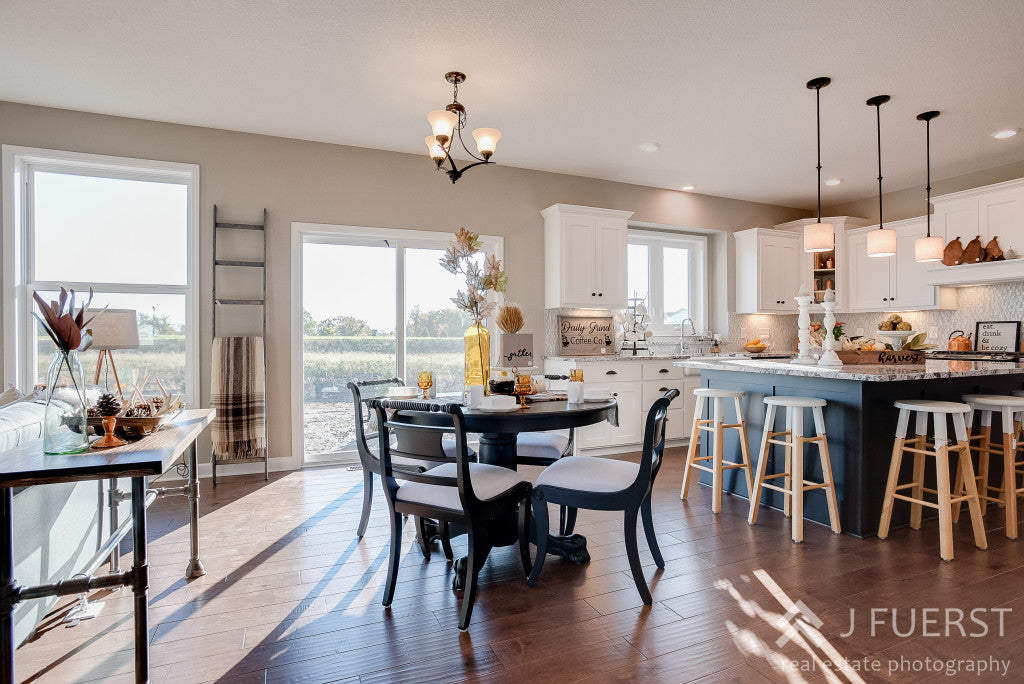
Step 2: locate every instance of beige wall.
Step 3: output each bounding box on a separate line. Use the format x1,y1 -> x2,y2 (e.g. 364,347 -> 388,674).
0,100 -> 808,470
824,159 -> 1024,223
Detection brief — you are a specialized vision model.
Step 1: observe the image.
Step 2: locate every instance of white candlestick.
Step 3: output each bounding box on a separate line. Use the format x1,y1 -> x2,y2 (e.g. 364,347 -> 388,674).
818,292 -> 843,367
790,294 -> 817,365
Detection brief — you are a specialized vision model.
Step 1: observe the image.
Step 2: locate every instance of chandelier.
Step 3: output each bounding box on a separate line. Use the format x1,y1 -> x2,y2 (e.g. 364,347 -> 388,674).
425,72 -> 501,183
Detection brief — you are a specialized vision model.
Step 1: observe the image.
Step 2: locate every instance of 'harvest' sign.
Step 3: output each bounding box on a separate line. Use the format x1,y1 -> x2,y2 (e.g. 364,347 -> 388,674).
558,315 -> 615,356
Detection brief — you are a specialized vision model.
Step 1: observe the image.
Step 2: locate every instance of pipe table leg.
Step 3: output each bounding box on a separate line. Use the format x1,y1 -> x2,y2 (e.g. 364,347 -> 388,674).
185,441 -> 206,579
131,477 -> 150,683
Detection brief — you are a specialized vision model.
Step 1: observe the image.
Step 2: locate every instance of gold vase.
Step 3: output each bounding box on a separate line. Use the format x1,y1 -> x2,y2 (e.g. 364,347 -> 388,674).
464,321 -> 490,390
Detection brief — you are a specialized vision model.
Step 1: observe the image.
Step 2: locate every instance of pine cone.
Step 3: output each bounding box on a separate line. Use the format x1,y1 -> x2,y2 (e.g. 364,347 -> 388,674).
96,392 -> 121,417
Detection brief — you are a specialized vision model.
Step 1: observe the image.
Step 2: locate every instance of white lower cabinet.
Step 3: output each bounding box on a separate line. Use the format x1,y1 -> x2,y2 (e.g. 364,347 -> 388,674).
547,359 -> 698,454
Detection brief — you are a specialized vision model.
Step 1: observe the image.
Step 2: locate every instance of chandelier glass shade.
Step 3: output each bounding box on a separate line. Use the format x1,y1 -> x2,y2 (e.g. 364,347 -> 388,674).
424,72 -> 500,183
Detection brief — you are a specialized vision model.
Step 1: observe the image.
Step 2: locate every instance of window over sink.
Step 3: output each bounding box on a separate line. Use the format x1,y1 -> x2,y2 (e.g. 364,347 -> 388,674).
627,230 -> 707,334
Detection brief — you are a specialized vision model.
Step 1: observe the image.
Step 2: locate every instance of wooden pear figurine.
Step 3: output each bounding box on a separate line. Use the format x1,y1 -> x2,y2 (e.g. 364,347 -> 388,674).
985,236 -> 1005,261
942,236 -> 963,266
962,235 -> 984,264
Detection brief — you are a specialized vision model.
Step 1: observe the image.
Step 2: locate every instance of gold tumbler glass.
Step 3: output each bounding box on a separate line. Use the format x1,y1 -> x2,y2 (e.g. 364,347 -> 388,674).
417,371 -> 433,399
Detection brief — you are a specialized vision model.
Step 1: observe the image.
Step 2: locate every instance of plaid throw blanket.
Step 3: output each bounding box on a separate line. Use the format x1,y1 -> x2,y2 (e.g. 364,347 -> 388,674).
211,336 -> 267,461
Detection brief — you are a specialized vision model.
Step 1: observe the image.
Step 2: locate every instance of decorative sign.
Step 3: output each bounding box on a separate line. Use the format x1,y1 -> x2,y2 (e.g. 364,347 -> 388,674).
499,333 -> 534,367
975,321 -> 1022,352
557,315 -> 615,356
836,349 -> 925,365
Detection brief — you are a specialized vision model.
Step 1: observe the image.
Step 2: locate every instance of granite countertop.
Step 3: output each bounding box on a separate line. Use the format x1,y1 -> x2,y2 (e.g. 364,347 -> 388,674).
674,357 -> 1024,382
545,354 -> 689,362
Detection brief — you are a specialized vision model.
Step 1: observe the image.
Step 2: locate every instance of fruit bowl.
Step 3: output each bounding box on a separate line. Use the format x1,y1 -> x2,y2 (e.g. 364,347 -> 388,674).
743,343 -> 768,353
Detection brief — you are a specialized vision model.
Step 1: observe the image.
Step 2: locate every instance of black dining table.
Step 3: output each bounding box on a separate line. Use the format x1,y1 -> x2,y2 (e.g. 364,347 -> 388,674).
392,396 -> 618,585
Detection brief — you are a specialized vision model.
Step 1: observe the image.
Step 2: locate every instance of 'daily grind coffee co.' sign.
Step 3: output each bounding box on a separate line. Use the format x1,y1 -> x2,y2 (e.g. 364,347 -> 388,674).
558,315 -> 615,356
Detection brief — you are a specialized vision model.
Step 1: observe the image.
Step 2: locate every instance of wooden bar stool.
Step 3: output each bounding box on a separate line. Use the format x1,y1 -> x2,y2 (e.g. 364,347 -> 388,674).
955,394 -> 1024,539
748,396 -> 840,542
878,400 -> 986,561
680,388 -> 753,513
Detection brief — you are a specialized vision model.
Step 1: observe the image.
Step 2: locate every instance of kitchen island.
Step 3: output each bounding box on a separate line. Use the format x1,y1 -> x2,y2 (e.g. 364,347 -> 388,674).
675,357 -> 1024,536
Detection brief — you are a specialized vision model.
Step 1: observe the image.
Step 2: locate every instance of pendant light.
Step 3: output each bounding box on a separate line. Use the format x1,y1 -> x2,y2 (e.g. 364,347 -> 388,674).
804,77 -> 834,252
914,111 -> 944,262
865,95 -> 896,257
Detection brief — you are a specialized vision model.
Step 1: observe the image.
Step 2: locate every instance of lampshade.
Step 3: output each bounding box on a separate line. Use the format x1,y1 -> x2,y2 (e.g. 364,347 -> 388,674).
472,128 -> 501,157
803,222 -> 834,252
915,235 -> 944,262
427,110 -> 458,141
88,309 -> 139,350
866,228 -> 897,257
424,135 -> 446,161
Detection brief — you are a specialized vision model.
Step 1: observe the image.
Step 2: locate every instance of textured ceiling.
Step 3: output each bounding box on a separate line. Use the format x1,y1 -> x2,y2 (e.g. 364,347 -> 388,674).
2,0 -> 1023,208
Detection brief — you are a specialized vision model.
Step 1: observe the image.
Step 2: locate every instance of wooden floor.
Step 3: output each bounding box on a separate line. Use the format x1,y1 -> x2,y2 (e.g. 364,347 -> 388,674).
13,447 -> 1024,683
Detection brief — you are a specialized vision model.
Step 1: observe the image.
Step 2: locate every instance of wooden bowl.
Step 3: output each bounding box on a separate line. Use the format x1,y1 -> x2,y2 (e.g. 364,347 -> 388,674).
743,344 -> 768,354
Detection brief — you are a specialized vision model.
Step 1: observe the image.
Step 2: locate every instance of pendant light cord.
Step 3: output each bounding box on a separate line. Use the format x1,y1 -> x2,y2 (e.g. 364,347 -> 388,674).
816,84 -> 822,223
875,102 -> 883,230
925,117 -> 932,237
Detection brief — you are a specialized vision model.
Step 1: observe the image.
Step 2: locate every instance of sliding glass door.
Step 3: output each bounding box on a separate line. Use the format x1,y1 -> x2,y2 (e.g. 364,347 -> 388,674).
299,230 -> 492,465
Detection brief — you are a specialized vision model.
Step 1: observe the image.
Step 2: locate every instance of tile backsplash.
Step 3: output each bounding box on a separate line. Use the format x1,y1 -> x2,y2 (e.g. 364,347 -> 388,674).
546,283 -> 1024,356
727,282 -> 1024,352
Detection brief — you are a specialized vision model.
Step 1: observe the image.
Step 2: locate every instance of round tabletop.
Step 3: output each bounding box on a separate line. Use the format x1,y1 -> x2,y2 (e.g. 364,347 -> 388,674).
461,399 -> 617,434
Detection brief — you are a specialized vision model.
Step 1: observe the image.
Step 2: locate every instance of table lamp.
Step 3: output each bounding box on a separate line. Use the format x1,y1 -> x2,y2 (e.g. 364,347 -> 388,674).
88,309 -> 140,399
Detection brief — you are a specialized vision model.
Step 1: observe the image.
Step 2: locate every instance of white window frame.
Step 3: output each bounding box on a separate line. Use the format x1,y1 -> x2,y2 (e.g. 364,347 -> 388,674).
290,221 -> 503,467
627,229 -> 708,334
2,145 -> 200,403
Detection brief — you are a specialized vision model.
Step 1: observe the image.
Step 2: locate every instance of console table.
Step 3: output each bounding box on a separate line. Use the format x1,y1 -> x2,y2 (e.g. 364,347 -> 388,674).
0,408 -> 214,684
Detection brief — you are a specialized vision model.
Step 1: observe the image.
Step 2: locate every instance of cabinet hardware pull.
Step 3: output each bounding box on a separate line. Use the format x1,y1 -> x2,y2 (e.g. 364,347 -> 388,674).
612,392 -> 618,397
598,293 -> 603,297
606,370 -> 617,375
591,292 -> 596,296
659,387 -> 669,392
658,368 -> 669,373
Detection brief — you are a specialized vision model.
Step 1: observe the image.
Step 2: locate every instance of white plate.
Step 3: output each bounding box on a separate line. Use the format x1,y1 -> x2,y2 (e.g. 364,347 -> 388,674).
477,405 -> 521,413
387,387 -> 419,399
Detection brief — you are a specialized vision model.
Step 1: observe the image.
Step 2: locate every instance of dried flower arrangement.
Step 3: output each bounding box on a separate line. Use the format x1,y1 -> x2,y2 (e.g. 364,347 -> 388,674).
496,303 -> 525,334
32,287 -> 102,352
440,227 -> 508,323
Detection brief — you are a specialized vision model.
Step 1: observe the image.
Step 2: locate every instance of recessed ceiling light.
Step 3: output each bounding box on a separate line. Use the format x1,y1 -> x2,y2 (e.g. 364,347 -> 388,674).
681,185 -> 695,192
992,128 -> 1020,139
824,178 -> 842,186
638,142 -> 660,152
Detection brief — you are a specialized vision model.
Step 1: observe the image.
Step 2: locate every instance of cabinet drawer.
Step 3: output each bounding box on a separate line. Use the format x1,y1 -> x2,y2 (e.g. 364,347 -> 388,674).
642,363 -> 684,381
577,362 -> 642,383
642,380 -> 688,413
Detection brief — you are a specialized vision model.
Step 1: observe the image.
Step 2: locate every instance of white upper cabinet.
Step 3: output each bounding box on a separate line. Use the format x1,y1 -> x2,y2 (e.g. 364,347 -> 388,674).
734,228 -> 802,314
847,218 -> 949,311
542,204 -> 633,309
928,178 -> 1024,286
770,216 -> 869,311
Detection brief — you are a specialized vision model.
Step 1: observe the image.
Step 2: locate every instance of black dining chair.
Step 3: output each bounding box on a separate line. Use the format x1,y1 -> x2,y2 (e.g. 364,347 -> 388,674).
349,379 -> 467,558
372,398 -> 533,630
526,389 -> 679,604
515,429 -> 578,534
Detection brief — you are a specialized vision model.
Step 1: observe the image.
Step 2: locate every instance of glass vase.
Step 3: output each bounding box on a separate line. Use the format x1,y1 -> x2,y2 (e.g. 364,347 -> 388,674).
464,321 -> 490,390
43,350 -> 89,454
